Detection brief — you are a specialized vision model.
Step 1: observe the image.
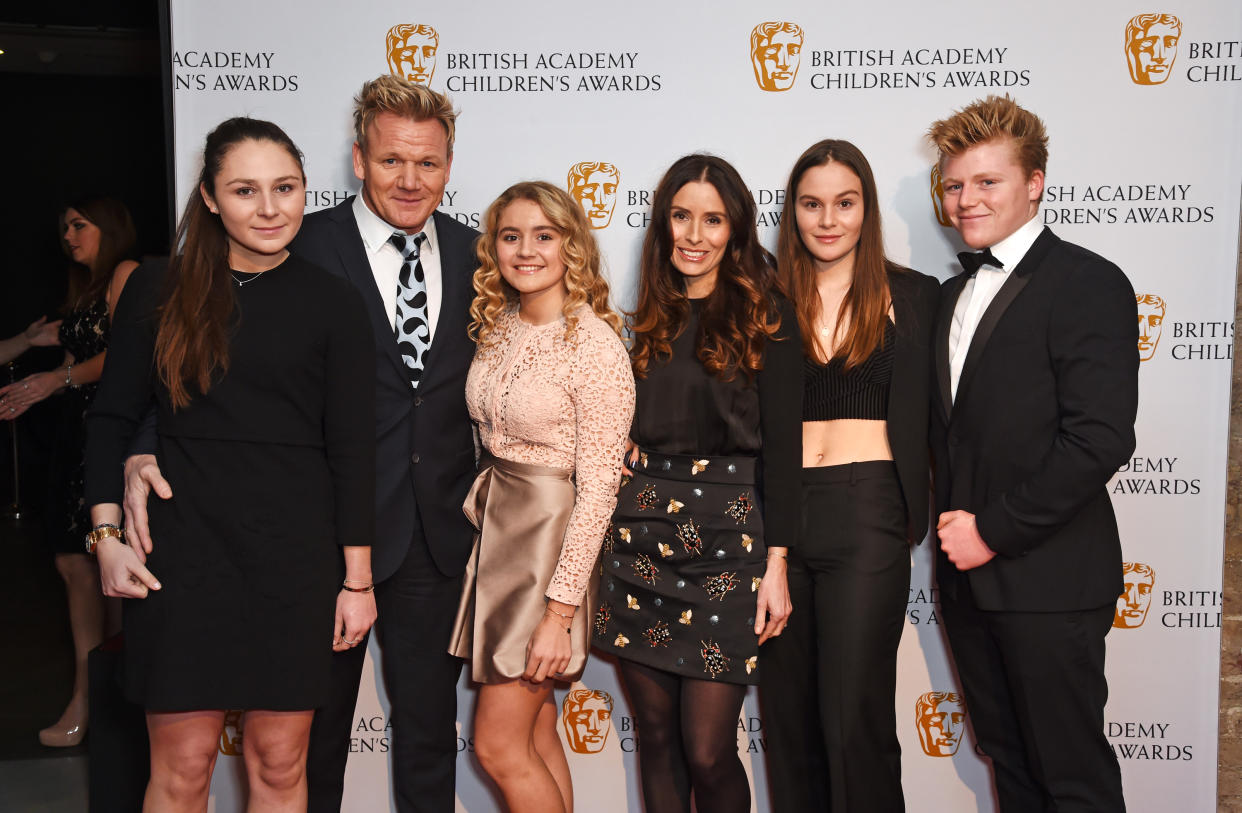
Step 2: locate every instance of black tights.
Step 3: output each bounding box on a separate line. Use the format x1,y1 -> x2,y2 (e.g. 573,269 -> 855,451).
618,660 -> 750,813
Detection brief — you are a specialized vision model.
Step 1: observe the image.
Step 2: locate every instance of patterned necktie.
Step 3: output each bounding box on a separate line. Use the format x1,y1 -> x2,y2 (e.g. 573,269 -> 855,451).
956,248 -> 1005,275
389,231 -> 429,389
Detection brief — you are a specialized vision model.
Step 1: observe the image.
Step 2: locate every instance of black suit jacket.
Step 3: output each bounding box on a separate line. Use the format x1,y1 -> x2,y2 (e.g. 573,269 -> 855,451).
930,227 -> 1138,612
885,268 -> 940,544
291,199 -> 480,583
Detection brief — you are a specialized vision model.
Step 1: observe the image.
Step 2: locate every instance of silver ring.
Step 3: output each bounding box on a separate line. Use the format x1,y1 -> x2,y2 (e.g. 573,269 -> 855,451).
344,637 -> 359,646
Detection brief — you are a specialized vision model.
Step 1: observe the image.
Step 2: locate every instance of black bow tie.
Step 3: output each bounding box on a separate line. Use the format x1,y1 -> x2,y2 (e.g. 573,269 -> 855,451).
957,249 -> 1004,275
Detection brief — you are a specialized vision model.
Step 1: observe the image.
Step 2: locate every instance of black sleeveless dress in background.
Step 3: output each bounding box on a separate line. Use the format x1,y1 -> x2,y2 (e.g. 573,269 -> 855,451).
46,297 -> 109,554
84,256 -> 376,711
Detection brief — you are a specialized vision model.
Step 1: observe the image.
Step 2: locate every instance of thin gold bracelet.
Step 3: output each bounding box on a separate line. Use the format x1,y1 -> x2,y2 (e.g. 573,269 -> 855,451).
342,580 -> 375,593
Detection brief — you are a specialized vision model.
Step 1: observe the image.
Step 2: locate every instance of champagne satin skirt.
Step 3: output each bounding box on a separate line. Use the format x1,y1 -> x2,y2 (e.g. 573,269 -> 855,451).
449,455 -> 599,683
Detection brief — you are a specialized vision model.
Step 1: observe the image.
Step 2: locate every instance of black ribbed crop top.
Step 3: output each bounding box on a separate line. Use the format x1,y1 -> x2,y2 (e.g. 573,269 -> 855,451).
803,319 -> 894,421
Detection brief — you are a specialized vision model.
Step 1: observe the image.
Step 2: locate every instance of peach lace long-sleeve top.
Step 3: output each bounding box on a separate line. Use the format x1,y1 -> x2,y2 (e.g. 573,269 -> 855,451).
466,306 -> 635,605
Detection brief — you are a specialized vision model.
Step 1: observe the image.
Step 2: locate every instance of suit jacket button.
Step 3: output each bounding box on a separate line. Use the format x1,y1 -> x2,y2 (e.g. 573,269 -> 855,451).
414,396 -> 423,407
411,453 -> 421,464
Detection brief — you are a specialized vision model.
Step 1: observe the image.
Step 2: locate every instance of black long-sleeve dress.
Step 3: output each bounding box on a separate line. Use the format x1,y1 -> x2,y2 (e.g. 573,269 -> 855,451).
84,255 -> 375,711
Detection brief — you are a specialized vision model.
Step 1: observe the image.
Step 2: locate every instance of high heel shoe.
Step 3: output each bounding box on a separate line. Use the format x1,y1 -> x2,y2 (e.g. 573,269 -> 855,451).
38,720 -> 87,747
39,699 -> 88,748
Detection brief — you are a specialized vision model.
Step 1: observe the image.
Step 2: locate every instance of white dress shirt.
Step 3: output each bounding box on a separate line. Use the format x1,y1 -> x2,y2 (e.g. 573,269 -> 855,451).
351,193 -> 444,342
948,215 -> 1044,402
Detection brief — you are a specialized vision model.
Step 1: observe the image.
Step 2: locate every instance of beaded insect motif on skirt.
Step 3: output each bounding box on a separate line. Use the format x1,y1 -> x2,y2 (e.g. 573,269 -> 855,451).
633,553 -> 660,585
635,484 -> 659,510
703,571 -> 740,600
644,621 -> 673,648
594,602 -> 612,636
725,492 -> 754,524
701,639 -> 731,679
676,519 -> 703,556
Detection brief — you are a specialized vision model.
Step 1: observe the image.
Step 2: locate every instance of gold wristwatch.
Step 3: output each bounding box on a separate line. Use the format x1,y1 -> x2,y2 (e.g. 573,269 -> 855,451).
85,524 -> 124,555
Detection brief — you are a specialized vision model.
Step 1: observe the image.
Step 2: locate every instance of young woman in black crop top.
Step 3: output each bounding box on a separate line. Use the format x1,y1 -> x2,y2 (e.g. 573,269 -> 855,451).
760,140 -> 940,812
592,155 -> 801,813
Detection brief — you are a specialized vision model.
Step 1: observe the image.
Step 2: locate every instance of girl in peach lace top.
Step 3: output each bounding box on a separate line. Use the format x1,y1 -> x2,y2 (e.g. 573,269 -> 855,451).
466,304 -> 633,604
452,181 -> 632,813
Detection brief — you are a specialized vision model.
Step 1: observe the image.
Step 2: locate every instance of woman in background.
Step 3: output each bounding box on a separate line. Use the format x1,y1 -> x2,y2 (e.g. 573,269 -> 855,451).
761,139 -> 939,812
592,154 -> 800,813
451,181 -> 633,813
85,117 -> 375,811
0,197 -> 139,747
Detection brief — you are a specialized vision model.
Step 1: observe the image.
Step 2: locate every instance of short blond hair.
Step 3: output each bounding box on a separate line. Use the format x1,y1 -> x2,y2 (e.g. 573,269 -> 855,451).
353,74 -> 457,155
927,95 -> 1048,181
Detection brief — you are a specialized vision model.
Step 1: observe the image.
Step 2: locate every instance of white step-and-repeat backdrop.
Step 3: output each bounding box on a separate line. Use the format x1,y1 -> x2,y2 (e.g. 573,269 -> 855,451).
167,1 -> 1241,810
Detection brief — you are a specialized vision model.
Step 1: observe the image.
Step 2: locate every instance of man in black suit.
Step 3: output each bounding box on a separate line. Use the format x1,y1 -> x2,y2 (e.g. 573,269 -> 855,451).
123,75 -> 478,812
926,95 -> 1137,812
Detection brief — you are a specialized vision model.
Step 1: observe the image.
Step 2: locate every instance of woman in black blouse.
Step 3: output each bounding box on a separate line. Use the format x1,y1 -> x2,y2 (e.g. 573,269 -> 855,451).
760,140 -> 939,811
592,154 -> 800,813
84,118 -> 375,811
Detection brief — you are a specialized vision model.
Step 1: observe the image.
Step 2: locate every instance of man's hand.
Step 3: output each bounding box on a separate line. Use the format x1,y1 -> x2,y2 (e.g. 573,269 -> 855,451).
937,510 -> 997,571
123,454 -> 172,560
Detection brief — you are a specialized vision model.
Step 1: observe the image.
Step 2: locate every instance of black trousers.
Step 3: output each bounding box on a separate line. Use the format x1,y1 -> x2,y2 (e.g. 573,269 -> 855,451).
761,461 -> 909,813
307,529 -> 464,813
939,580 -> 1125,813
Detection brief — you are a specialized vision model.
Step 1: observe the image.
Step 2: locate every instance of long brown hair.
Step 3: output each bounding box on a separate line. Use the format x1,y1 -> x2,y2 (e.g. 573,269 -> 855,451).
629,154 -> 780,382
777,139 -> 903,367
155,117 -> 305,409
61,196 -> 137,311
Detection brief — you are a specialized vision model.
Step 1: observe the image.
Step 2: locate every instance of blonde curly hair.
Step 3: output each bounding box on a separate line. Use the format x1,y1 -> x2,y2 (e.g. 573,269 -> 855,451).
469,181 -> 623,349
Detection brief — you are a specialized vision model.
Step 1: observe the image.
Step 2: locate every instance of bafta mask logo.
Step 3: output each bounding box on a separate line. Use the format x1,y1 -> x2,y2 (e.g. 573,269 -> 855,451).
562,688 -> 614,754
1136,294 -> 1166,361
386,24 -> 439,85
219,710 -> 244,756
915,692 -> 966,757
930,165 -> 952,227
1125,14 -> 1182,85
567,162 -> 621,229
750,22 -> 804,92
1114,562 -> 1156,628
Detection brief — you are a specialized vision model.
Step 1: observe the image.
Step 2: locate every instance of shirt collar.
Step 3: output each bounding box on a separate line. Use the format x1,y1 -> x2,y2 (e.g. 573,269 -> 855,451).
351,193 -> 439,256
987,214 -> 1043,272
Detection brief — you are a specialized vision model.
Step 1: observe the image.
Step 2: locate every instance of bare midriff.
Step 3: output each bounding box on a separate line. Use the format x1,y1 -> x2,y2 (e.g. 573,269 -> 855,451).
802,419 -> 892,467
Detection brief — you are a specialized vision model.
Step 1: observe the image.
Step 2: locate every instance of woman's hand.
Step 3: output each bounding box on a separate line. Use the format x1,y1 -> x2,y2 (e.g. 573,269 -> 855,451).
0,370 -> 64,420
97,536 -> 161,599
332,589 -> 378,652
24,317 -> 62,347
524,602 -> 574,683
620,438 -> 640,477
755,549 -> 792,645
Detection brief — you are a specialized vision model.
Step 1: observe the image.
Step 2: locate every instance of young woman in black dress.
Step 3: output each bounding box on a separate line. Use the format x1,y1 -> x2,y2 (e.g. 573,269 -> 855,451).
592,154 -> 800,813
760,140 -> 940,812
85,118 -> 376,811
0,198 -> 140,747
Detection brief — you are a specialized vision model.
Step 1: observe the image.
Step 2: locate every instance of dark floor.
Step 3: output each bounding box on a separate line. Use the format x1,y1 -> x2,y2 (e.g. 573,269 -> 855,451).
0,514 -> 82,760
0,513 -> 90,810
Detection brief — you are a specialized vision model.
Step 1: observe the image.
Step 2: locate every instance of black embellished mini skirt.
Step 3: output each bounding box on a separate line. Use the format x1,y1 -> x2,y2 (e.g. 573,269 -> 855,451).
592,450 -> 766,685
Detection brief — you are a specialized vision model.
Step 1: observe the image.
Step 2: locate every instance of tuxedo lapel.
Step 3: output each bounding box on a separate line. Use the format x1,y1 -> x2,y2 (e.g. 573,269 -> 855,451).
951,228 -> 1057,414
327,203 -> 411,385
935,275 -> 963,422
